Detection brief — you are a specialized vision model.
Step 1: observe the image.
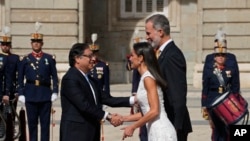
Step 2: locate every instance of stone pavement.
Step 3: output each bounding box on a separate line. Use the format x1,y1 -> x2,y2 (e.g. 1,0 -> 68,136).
16,84 -> 250,141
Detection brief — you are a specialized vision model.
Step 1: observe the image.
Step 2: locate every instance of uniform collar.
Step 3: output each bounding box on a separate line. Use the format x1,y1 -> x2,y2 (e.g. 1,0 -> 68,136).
32,51 -> 43,58
1,52 -> 9,56
217,65 -> 225,70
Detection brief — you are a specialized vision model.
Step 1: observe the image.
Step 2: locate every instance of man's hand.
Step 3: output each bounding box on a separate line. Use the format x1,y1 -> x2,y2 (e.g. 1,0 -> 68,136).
109,113 -> 123,127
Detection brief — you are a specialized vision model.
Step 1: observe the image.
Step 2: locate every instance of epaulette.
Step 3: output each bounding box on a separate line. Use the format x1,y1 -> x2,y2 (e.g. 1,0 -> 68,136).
49,53 -> 56,59
99,59 -> 108,66
20,54 -> 28,61
0,52 -> 8,56
52,54 -> 56,59
45,52 -> 56,59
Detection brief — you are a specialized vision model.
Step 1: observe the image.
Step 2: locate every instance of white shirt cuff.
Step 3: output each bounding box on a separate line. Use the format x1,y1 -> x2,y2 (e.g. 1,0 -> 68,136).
129,96 -> 135,105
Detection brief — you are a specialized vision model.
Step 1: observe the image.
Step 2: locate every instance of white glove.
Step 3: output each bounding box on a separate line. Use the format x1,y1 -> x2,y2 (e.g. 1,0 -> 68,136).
51,93 -> 58,102
18,95 -> 25,104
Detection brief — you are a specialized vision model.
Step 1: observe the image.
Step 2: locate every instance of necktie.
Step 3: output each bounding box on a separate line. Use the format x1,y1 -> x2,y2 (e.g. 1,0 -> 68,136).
156,49 -> 161,59
85,76 -> 97,104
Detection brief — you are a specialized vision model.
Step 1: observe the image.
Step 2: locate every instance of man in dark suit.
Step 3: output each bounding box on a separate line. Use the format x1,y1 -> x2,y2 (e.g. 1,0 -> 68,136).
60,43 -> 135,141
18,23 -> 59,141
145,14 -> 192,141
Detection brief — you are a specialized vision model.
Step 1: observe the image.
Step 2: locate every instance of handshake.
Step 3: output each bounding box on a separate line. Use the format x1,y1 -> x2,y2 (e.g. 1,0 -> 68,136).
107,113 -> 124,127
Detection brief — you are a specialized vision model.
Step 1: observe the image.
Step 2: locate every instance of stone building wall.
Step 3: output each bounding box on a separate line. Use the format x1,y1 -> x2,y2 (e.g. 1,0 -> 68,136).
1,0 -> 250,88
193,0 -> 250,88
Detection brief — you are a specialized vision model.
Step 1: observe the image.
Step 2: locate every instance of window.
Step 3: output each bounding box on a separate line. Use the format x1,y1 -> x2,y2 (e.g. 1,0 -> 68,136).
108,0 -> 180,31
120,0 -> 169,18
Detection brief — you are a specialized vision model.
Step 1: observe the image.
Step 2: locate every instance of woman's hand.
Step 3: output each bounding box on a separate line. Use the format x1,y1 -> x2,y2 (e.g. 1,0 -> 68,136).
121,125 -> 136,140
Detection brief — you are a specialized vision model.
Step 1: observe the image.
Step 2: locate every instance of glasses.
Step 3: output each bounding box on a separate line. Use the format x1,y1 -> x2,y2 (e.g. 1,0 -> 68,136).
81,54 -> 94,59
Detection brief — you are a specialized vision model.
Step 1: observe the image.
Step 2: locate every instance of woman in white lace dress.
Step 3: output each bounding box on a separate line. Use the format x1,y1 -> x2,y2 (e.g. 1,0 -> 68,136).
121,42 -> 177,141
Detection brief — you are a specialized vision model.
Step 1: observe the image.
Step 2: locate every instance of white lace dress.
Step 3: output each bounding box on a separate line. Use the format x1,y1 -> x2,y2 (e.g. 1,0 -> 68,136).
137,71 -> 177,141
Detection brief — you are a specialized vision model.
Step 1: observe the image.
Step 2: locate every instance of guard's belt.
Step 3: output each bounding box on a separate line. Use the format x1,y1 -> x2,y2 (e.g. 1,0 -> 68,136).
26,80 -> 50,87
209,87 -> 226,93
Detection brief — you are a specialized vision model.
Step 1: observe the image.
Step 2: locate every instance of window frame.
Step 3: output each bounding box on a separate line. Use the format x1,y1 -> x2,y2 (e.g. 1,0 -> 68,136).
120,0 -> 169,18
108,0 -> 180,32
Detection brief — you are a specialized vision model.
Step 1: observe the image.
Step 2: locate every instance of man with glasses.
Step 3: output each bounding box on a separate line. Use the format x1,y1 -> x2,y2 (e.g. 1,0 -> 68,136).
60,43 -> 135,141
17,24 -> 58,141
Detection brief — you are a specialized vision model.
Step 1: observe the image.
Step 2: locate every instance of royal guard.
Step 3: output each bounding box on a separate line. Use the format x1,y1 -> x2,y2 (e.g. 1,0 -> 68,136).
201,28 -> 240,141
0,27 -> 20,135
0,26 -> 13,141
17,22 -> 59,141
88,33 -> 110,95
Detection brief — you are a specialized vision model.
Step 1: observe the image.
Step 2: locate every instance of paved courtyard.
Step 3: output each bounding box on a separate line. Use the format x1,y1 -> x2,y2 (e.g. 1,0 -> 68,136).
16,84 -> 250,141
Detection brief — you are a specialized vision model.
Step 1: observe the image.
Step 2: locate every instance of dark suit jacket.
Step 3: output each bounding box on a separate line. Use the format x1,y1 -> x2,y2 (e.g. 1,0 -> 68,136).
157,41 -> 192,133
60,67 -> 131,141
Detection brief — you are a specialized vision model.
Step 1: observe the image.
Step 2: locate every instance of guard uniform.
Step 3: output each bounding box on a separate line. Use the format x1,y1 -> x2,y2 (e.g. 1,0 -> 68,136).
0,34 -> 13,140
0,33 -> 20,127
89,59 -> 110,94
201,28 -> 240,141
0,54 -> 10,99
0,53 -> 9,139
0,35 -> 12,99
5,53 -> 19,100
18,25 -> 59,141
87,35 -> 110,95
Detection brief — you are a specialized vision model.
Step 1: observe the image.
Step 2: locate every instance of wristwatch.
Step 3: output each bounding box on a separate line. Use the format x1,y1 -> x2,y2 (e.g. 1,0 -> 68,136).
106,113 -> 112,121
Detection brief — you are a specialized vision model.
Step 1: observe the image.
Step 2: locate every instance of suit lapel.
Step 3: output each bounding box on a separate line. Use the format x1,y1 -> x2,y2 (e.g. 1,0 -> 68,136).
76,69 -> 97,105
158,41 -> 173,62
88,78 -> 100,105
